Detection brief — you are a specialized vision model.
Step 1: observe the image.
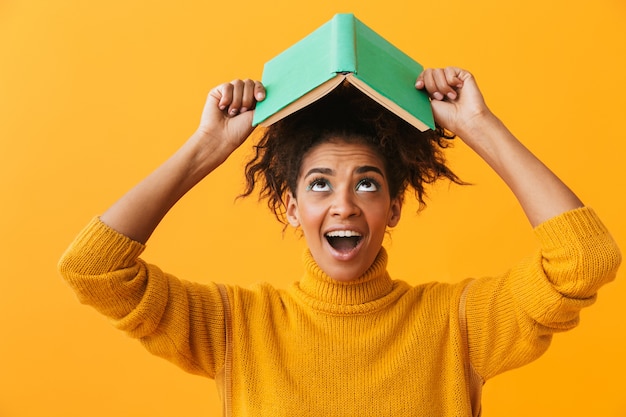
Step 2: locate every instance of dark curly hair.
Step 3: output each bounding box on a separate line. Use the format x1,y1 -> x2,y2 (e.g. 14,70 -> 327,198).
241,82 -> 464,223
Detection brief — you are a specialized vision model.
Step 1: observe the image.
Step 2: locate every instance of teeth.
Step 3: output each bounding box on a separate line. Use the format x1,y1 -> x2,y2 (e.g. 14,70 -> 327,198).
325,230 -> 362,238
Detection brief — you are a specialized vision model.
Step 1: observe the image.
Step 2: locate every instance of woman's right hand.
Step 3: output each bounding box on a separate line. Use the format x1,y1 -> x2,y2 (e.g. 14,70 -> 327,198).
197,79 -> 266,159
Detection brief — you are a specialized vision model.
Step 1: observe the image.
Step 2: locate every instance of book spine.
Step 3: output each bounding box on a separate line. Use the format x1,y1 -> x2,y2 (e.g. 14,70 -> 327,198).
331,13 -> 357,74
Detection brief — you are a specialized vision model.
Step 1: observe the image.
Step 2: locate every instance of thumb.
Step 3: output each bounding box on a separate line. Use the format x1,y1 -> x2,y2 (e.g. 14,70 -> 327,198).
430,99 -> 456,131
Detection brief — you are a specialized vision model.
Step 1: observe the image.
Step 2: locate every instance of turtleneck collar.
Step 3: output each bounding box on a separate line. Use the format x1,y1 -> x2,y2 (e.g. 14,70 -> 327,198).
290,247 -> 406,315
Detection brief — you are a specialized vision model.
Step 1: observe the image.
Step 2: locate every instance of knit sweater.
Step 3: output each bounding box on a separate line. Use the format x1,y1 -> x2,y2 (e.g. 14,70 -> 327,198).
58,207 -> 621,416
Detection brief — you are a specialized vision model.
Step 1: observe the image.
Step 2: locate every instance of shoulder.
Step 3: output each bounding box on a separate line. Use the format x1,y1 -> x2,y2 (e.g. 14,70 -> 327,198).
393,279 -> 474,316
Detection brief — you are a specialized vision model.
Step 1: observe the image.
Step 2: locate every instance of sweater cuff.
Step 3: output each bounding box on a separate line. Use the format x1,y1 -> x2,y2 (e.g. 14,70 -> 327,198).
533,206 -> 608,248
530,206 -> 621,300
58,217 -> 146,276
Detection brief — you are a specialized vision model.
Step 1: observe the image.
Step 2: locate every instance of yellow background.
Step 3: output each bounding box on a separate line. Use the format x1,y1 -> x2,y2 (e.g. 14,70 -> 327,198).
1,0 -> 625,416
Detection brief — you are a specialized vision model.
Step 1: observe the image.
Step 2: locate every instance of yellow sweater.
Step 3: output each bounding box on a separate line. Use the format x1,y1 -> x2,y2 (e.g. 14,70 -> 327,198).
58,207 -> 621,416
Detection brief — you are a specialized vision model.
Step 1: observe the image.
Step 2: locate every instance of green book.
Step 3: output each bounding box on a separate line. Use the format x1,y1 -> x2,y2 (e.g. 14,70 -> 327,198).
253,13 -> 435,131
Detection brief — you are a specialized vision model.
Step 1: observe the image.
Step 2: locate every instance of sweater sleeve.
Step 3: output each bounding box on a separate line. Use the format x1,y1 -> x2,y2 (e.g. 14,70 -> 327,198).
57,217 -> 227,379
465,206 -> 622,381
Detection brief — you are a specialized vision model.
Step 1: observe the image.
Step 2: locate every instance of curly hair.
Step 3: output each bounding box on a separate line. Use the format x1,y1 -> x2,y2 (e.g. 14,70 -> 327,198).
241,82 -> 464,223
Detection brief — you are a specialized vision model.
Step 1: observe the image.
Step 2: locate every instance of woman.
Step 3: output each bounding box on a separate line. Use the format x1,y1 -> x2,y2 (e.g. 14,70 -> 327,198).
58,68 -> 621,416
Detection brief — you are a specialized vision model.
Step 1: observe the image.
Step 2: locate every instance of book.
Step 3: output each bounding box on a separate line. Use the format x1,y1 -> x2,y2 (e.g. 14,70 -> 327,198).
252,13 -> 435,131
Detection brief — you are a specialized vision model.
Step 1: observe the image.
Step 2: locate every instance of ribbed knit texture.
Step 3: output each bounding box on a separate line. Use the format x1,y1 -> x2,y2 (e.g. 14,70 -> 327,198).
58,207 -> 621,416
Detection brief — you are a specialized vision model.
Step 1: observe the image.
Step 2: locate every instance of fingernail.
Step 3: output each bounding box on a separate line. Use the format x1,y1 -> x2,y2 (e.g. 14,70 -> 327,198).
240,107 -> 248,113
433,92 -> 444,101
447,92 -> 457,100
230,108 -> 238,116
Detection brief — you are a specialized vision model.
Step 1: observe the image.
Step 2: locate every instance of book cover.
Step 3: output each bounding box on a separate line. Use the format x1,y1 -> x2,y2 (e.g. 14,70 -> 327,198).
253,13 -> 435,131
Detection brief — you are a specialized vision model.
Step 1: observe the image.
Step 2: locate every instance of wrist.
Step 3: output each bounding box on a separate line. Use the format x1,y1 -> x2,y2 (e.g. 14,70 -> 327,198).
455,109 -> 501,143
455,111 -> 524,169
184,129 -> 235,179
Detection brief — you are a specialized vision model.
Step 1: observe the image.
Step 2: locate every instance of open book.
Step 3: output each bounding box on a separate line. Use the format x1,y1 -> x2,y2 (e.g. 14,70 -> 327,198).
253,13 -> 434,131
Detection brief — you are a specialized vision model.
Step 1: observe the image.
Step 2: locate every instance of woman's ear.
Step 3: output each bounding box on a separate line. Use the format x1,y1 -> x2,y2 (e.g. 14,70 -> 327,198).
285,192 -> 300,227
387,197 -> 402,228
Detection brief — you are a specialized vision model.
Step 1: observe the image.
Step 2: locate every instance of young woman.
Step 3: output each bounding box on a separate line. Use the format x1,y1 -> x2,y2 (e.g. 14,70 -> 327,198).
58,68 -> 621,416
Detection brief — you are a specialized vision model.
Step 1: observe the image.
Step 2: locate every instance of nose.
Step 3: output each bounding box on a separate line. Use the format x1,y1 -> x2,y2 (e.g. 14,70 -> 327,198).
330,187 -> 361,218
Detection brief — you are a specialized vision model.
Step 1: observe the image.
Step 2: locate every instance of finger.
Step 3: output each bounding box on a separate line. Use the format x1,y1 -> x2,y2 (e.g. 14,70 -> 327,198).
432,69 -> 457,101
444,66 -> 465,89
214,82 -> 233,111
442,67 -> 465,100
415,72 -> 426,90
240,79 -> 258,113
254,80 -> 266,102
421,69 -> 443,100
228,79 -> 244,116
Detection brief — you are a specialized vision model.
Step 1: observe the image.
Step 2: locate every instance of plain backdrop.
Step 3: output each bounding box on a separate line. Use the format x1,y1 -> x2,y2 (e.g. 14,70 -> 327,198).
1,0 -> 625,416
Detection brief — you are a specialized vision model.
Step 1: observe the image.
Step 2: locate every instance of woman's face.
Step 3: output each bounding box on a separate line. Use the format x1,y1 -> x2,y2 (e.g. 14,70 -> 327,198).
285,139 -> 402,282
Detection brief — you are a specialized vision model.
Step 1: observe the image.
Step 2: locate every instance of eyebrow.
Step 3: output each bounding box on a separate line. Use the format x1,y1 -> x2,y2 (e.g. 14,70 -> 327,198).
303,167 -> 334,178
356,165 -> 385,177
303,165 -> 385,179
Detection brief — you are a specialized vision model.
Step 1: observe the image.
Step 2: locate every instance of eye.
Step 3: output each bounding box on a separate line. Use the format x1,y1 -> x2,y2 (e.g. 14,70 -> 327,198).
356,178 -> 379,192
307,177 -> 331,192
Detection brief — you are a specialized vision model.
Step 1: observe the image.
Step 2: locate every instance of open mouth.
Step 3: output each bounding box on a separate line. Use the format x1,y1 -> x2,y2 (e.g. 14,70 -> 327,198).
325,230 -> 362,253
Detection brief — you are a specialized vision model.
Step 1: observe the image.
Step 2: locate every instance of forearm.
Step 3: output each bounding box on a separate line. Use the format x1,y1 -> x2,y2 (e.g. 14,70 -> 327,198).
99,80 -> 263,243
100,129 -> 231,243
457,112 -> 583,227
417,68 -> 582,226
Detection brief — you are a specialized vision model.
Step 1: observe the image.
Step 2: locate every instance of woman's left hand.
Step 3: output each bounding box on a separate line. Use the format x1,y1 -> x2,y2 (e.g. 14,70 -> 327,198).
415,67 -> 491,139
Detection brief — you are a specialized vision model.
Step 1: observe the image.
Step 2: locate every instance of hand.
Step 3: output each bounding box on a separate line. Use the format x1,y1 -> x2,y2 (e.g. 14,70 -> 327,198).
197,79 -> 266,155
415,67 -> 491,139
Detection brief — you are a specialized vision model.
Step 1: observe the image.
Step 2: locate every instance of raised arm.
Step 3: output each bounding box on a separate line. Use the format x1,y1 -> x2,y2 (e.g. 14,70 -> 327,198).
101,79 -> 266,243
416,67 -> 583,227
417,68 -> 621,382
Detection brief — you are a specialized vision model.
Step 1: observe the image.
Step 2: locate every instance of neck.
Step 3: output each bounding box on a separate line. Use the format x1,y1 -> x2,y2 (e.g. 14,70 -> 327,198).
290,248 -> 404,314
